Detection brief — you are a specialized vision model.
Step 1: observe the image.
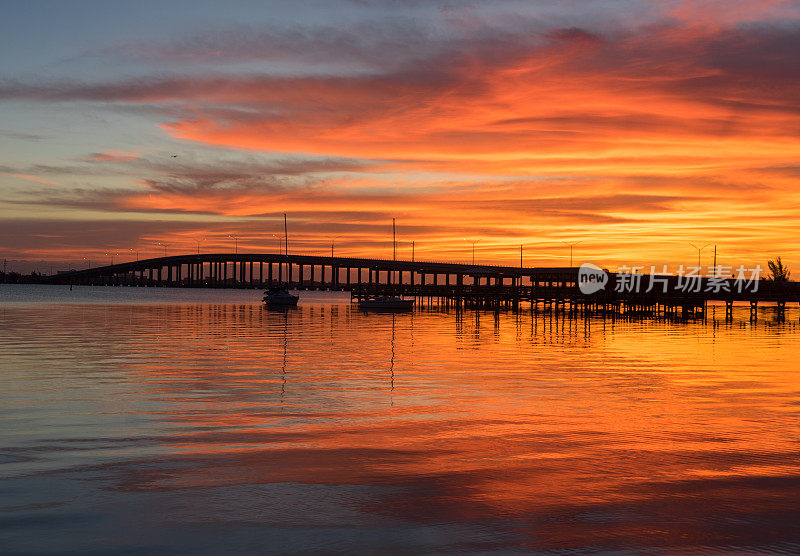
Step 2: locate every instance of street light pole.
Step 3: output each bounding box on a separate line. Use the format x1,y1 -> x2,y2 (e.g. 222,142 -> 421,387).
330,235 -> 342,258
520,244 -> 523,268
713,245 -> 717,276
283,213 -> 288,256
412,240 -> 415,262
229,235 -> 239,254
561,241 -> 582,267
465,239 -> 479,264
689,242 -> 711,269
392,218 -> 397,261
194,237 -> 205,255
473,242 -> 475,265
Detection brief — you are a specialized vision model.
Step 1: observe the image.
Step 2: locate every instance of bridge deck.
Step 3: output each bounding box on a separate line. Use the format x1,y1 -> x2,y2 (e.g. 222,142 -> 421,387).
44,252 -> 800,316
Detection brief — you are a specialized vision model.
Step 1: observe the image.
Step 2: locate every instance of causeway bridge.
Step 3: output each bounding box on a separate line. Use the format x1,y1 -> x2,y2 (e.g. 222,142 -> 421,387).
46,252 -> 800,319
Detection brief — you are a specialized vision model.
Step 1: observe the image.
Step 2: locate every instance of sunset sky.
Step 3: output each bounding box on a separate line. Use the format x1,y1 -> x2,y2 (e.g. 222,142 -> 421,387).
2,0 -> 799,272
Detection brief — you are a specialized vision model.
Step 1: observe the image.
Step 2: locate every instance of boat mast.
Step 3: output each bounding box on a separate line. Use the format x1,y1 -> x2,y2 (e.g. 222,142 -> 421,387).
283,213 -> 288,286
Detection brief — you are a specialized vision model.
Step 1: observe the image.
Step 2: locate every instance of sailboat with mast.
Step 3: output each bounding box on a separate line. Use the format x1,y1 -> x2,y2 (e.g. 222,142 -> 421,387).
358,218 -> 414,311
263,213 -> 299,307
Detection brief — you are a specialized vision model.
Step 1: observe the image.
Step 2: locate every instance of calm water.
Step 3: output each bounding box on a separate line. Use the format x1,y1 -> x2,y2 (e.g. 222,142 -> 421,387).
2,285 -> 800,554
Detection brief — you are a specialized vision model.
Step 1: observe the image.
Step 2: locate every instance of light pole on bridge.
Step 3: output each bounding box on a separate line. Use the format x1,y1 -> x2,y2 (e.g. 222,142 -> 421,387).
464,239 -> 479,265
331,235 -> 342,258
561,241 -> 582,268
689,242 -> 711,269
157,243 -> 169,257
520,243 -> 538,269
392,218 -> 397,261
229,234 -> 239,254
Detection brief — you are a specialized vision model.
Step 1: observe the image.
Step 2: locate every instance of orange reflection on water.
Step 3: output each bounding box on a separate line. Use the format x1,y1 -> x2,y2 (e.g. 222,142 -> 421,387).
2,297 -> 800,551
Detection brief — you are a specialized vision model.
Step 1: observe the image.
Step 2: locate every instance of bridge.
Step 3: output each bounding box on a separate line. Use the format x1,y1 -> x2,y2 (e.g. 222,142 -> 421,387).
45,252 -> 800,320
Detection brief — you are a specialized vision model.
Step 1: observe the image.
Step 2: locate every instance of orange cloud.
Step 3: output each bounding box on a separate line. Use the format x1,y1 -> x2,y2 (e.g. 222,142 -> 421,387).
6,173 -> 62,186
86,149 -> 141,162
2,9 -> 800,269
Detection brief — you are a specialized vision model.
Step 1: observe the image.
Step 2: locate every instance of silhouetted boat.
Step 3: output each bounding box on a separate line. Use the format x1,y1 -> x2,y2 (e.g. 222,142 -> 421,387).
358,296 -> 414,311
263,287 -> 299,307
357,219 -> 414,312
263,214 -> 298,308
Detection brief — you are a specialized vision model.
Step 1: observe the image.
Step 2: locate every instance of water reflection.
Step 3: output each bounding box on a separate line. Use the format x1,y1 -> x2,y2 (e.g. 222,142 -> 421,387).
1,293 -> 800,553
390,314 -> 395,393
